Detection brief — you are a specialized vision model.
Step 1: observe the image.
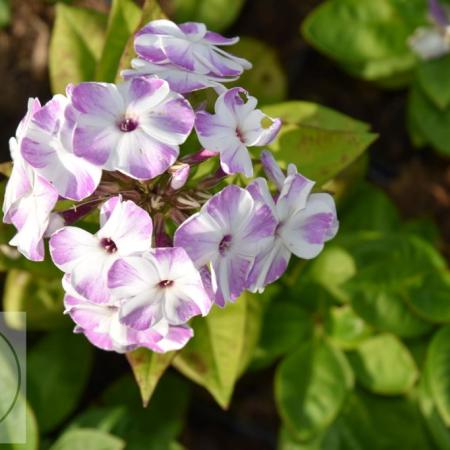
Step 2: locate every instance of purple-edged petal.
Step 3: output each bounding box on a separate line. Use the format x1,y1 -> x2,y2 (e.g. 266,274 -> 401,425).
247,178 -> 276,213
98,197 -> 152,254
209,185 -> 252,229
149,324 -> 193,352
140,94 -> 195,146
241,110 -> 281,146
280,193 -> 339,259
179,22 -> 207,39
120,76 -> 170,113
50,226 -> 102,272
3,139 -> 32,223
204,31 -> 239,46
212,253 -> 254,306
260,150 -> 286,191
99,196 -> 121,227
108,256 -> 160,299
162,37 -> 196,71
246,240 -> 291,292
114,130 -> 179,180
8,174 -> 58,261
70,82 -> 124,118
72,121 -> 120,165
174,211 -> 223,267
219,141 -> 253,177
276,172 -> 315,221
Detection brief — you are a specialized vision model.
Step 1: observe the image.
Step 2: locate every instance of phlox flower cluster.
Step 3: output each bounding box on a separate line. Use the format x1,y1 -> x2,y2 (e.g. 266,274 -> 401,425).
2,19 -> 338,353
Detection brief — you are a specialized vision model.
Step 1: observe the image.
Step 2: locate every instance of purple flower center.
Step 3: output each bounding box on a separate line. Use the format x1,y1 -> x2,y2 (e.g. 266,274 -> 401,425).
159,279 -> 174,288
118,117 -> 138,132
219,234 -> 232,256
236,127 -> 245,143
100,237 -> 118,253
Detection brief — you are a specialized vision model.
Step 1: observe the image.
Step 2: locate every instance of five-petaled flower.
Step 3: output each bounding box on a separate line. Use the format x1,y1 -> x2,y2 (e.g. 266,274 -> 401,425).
70,76 -> 195,180
175,185 -> 277,305
63,275 -> 194,353
195,88 -> 281,177
246,151 -> 339,292
50,196 -> 153,303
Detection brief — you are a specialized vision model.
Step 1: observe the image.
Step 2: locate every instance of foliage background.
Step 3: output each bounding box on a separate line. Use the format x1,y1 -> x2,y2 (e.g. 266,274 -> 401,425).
1,1 -> 450,449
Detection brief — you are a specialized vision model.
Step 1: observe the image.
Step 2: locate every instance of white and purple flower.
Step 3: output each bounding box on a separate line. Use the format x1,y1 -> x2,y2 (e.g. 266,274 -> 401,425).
129,20 -> 251,93
409,0 -> 450,60
246,151 -> 339,291
3,98 -> 59,261
195,88 -> 281,177
63,275 -> 193,353
20,94 -> 102,201
108,247 -> 212,330
174,184 -> 277,305
50,196 -> 153,303
69,76 -> 195,180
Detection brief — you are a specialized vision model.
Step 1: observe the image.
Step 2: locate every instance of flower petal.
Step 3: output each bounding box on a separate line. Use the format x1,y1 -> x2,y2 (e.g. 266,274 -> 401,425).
280,193 -> 339,259
98,197 -> 153,254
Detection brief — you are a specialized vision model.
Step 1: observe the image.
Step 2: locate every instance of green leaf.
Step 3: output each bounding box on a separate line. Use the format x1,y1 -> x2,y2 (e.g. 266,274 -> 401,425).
99,374 -> 190,450
238,291 -> 265,374
330,391 -> 432,450
419,365 -> 450,450
28,330 -> 93,432
307,246 -> 357,303
173,291 -> 262,408
95,0 -> 141,82
3,270 -> 67,330
261,102 -> 376,185
278,426 -> 324,450
263,101 -> 370,133
170,0 -> 245,32
253,302 -> 314,369
229,37 -> 287,105
126,349 -> 175,407
348,334 -> 418,395
50,4 -> 107,94
340,232 -> 446,334
302,0 -> 425,82
324,305 -> 372,350
339,182 -> 401,234
409,82 -> 450,156
116,0 -> 167,80
426,325 -> 450,426
417,54 -> 450,110
275,338 -> 353,441
50,429 -> 125,450
69,406 -> 127,434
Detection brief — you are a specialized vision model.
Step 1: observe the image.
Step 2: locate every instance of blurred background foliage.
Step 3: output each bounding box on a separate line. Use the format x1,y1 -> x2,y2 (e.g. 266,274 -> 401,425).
1,0 -> 450,449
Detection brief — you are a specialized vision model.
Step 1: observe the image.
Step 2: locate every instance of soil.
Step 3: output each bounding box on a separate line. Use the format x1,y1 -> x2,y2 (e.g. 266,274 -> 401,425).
2,0 -> 450,449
